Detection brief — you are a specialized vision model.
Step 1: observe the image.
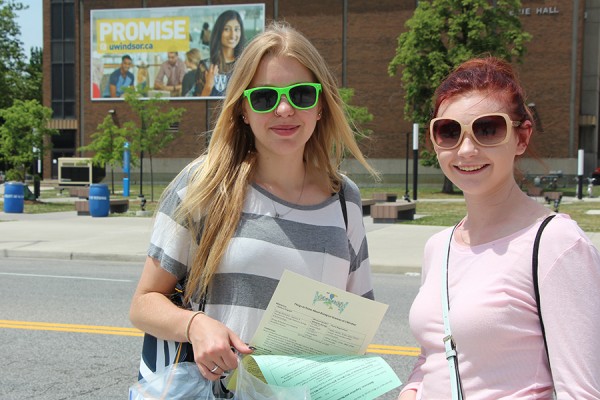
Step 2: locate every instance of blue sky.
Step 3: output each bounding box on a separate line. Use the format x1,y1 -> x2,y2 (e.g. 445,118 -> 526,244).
15,0 -> 42,58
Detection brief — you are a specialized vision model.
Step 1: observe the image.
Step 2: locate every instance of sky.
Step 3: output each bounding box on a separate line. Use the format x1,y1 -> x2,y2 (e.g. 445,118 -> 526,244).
15,0 -> 43,59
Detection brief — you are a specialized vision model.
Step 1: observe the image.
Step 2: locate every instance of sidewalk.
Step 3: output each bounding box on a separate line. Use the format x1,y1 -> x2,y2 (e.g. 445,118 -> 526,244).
0,208 -> 444,273
1,193 -> 599,273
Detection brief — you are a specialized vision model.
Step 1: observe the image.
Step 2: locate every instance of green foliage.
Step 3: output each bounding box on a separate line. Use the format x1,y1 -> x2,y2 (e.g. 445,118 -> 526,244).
80,115 -> 129,194
0,0 -> 27,108
0,100 -> 57,181
18,47 -> 43,103
339,87 -> 374,141
122,88 -> 186,200
122,88 -> 186,160
388,0 -> 531,152
80,115 -> 128,167
5,168 -> 23,181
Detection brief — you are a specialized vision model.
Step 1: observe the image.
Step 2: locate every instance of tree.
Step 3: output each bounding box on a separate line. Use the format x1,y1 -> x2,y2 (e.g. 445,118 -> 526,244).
18,46 -> 43,103
122,88 -> 186,201
339,87 -> 374,142
0,0 -> 27,109
388,0 -> 531,193
79,115 -> 128,195
0,99 -> 57,181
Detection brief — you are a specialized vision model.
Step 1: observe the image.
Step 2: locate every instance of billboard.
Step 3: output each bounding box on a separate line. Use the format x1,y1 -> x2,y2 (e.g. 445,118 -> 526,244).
90,4 -> 265,101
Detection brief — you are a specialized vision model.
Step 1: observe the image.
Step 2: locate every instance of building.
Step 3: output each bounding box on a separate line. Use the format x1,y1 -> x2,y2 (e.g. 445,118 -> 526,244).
43,0 -> 600,184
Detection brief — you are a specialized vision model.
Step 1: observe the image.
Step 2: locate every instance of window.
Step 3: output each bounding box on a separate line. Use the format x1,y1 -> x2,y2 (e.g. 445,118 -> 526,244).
50,0 -> 76,119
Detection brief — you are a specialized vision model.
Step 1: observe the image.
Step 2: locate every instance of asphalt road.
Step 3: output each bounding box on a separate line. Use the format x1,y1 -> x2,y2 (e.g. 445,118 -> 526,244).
0,258 -> 420,400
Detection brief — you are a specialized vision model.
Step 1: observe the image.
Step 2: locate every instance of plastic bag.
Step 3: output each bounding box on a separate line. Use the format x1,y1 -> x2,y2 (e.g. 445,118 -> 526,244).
129,362 -> 214,400
234,357 -> 311,400
129,359 -> 311,400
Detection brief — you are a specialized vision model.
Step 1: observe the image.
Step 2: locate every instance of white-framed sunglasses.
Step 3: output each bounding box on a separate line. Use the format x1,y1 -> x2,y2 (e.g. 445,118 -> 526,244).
429,113 -> 522,150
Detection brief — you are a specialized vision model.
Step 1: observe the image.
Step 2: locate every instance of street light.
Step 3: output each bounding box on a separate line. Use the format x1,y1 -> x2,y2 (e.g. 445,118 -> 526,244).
139,116 -> 146,200
403,132 -> 411,202
412,123 -> 419,201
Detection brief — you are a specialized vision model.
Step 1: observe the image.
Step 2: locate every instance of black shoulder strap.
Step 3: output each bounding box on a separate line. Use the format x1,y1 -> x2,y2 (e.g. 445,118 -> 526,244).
338,186 -> 348,231
532,214 -> 556,375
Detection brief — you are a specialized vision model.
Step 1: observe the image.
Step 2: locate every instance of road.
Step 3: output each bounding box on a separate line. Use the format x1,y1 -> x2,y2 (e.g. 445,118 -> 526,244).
0,258 -> 420,399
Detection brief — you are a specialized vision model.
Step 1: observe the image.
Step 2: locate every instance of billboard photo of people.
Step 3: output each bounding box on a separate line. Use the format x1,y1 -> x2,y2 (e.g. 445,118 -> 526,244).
90,4 -> 265,101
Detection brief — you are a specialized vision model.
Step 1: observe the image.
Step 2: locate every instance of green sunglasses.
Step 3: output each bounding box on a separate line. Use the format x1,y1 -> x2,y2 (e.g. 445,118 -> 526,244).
243,83 -> 322,113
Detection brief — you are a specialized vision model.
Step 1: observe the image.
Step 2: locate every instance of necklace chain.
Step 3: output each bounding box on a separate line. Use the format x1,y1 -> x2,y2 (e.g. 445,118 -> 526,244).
266,167 -> 306,219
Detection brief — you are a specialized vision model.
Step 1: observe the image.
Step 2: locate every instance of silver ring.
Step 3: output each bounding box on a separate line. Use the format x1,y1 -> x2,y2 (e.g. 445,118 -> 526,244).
209,365 -> 219,373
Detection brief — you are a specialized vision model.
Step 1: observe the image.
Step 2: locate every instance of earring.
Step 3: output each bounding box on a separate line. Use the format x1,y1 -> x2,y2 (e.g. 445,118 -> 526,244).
318,111 -> 322,118
242,115 -> 248,123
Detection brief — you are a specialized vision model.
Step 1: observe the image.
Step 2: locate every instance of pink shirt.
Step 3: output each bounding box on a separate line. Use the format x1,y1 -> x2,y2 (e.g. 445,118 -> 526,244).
401,214 -> 600,399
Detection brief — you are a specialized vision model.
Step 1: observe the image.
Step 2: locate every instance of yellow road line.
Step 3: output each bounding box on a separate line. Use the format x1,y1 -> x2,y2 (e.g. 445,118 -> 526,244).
0,319 -> 144,337
366,344 -> 420,356
0,320 -> 420,356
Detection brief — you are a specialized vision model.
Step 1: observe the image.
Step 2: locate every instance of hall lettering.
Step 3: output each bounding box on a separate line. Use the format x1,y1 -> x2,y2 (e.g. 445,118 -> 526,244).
518,7 -> 560,16
536,7 -> 559,15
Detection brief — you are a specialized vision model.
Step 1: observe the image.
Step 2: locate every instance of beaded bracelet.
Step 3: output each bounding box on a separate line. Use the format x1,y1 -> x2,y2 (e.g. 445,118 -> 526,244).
185,310 -> 205,343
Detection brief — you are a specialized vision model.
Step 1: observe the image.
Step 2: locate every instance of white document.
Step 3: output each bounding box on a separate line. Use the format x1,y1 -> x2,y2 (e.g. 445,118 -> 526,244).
250,270 -> 389,356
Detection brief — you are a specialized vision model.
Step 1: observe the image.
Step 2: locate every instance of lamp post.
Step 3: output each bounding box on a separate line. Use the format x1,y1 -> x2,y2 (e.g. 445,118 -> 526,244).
123,142 -> 130,197
403,132 -> 411,201
139,116 -> 146,200
412,123 -> 419,201
577,149 -> 584,200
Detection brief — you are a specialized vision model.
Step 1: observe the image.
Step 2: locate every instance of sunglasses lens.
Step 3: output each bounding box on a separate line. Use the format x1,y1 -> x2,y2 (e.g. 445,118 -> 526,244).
472,115 -> 508,145
432,119 -> 462,148
249,88 -> 278,112
289,85 -> 318,109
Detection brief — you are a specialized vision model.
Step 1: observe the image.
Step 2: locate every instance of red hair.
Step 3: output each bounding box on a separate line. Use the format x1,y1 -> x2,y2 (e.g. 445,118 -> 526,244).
432,57 -> 532,123
431,57 -> 540,177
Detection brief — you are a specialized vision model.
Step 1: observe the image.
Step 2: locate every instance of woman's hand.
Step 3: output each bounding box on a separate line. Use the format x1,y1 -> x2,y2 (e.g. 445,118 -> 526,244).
205,65 -> 218,89
187,312 -> 254,381
200,64 -> 219,97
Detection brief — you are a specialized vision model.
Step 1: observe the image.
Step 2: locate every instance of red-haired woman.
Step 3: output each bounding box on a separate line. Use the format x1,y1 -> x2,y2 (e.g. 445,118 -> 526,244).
399,57 -> 600,399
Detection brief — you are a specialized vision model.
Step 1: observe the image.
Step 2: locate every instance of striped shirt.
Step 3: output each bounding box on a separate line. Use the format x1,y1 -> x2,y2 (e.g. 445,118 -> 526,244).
140,165 -> 374,380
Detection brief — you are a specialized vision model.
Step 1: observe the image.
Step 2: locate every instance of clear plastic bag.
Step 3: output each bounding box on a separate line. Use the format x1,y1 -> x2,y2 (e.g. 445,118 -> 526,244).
129,359 -> 311,400
235,357 -> 311,400
129,362 -> 214,400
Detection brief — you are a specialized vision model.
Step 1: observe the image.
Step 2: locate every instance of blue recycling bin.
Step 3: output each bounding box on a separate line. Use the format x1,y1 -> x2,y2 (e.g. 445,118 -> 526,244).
89,184 -> 110,217
3,182 -> 25,213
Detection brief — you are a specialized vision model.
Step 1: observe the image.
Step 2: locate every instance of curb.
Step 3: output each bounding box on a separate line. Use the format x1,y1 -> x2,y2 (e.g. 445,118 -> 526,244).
371,264 -> 421,275
0,249 -> 146,263
0,249 -> 419,274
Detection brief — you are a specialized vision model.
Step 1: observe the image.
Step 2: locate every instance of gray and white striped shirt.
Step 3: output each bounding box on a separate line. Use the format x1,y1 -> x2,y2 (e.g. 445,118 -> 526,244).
142,165 -> 374,380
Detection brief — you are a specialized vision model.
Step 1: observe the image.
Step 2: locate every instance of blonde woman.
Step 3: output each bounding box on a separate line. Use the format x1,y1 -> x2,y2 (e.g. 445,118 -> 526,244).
130,22 -> 378,391
181,48 -> 205,96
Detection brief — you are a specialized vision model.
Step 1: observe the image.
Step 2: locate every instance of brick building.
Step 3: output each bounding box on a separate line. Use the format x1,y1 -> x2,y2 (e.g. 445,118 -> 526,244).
43,0 -> 600,183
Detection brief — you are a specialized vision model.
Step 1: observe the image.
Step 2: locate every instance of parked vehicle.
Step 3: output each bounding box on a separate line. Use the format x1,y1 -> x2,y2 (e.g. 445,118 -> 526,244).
592,167 -> 600,185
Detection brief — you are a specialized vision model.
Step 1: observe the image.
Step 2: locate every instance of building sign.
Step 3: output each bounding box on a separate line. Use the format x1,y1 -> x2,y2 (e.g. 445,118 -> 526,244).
519,6 -> 560,16
90,4 -> 265,101
96,17 -> 190,54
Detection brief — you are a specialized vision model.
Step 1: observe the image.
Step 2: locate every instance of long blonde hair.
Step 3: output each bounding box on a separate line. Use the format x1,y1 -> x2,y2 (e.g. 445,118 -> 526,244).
178,22 -> 377,303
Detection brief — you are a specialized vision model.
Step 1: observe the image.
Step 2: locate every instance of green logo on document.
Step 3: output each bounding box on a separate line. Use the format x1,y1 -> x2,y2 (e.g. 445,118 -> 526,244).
313,291 -> 349,313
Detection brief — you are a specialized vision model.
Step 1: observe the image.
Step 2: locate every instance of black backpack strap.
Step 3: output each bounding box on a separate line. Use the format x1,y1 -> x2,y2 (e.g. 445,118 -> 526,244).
338,185 -> 348,231
532,214 -> 556,375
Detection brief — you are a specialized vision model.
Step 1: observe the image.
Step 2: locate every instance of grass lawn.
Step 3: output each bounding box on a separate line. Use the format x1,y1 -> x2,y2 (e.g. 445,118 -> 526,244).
359,184 -> 600,232
6,182 -> 600,232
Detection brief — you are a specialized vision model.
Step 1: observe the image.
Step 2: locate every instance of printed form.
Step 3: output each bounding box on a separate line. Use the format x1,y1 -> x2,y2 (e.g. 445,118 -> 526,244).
243,270 -> 402,400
